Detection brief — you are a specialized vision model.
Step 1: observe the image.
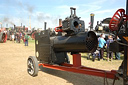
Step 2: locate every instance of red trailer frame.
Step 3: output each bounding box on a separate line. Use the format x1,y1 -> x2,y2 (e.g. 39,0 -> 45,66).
39,54 -> 118,80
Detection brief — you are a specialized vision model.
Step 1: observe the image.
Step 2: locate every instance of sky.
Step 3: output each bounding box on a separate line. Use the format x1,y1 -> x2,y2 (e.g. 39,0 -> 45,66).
0,0 -> 126,30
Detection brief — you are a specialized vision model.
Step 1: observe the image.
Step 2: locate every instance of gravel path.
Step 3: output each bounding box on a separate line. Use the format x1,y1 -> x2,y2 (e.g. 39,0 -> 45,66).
0,41 -> 123,85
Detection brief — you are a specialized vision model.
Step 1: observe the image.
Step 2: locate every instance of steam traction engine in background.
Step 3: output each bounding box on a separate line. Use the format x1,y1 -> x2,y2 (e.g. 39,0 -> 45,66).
109,0 -> 128,84
27,7 -> 120,84
0,28 -> 7,43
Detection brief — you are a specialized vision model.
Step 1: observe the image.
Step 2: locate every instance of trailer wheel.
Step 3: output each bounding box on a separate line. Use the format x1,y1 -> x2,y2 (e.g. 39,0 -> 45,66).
27,56 -> 39,77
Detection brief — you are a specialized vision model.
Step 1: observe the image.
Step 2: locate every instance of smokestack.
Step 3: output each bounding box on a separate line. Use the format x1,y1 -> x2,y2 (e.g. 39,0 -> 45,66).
70,7 -> 76,17
90,13 -> 95,31
21,23 -> 22,27
74,8 -> 76,17
59,19 -> 62,26
97,21 -> 99,25
14,25 -> 16,30
70,8 -> 73,16
44,22 -> 47,30
23,25 -> 25,31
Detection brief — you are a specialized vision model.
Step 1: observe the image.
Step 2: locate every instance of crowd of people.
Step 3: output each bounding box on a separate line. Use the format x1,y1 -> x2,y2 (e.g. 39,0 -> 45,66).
89,33 -> 121,62
10,31 -> 29,46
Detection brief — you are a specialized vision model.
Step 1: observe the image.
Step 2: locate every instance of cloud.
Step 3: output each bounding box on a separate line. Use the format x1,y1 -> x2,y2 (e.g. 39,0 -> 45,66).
78,5 -> 101,15
91,0 -> 107,5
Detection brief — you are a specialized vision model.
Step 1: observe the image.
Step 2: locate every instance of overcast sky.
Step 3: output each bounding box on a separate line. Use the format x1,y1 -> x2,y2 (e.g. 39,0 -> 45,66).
0,0 -> 126,30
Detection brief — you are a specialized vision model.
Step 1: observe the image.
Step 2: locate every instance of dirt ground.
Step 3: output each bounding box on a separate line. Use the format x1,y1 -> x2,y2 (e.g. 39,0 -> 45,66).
0,41 -> 123,85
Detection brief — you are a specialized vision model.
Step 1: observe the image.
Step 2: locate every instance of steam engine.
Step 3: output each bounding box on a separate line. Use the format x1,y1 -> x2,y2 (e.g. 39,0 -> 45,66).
35,7 -> 98,64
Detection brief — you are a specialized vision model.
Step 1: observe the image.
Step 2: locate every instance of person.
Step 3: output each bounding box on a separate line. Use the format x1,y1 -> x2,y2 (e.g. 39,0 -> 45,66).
115,36 -> 121,60
98,33 -> 102,41
20,32 -> 22,42
98,34 -> 106,60
15,33 -> 18,43
24,33 -> 29,46
92,49 -> 100,61
12,33 -> 15,43
106,35 -> 114,61
17,32 -> 21,43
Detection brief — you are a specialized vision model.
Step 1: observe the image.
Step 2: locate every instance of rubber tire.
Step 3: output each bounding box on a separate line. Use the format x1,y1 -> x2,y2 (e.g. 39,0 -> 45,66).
27,56 -> 39,77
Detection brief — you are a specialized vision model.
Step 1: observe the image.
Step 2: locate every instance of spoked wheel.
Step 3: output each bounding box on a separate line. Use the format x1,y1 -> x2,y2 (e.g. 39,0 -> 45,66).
109,9 -> 128,31
27,56 -> 39,77
31,31 -> 36,40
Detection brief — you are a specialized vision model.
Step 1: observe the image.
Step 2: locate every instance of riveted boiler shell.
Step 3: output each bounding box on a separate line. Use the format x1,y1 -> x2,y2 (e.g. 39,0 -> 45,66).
52,31 -> 98,53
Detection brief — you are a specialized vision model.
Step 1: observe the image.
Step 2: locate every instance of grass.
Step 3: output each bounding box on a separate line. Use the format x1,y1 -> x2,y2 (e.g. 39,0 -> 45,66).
68,53 -> 123,71
28,39 -> 35,43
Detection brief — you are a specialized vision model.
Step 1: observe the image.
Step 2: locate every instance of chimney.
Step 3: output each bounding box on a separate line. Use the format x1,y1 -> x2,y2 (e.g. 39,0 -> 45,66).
70,7 -> 76,17
23,25 -> 25,31
21,23 -> 22,27
90,13 -> 95,31
14,25 -> 16,30
44,22 -> 47,30
59,19 -> 62,26
97,21 -> 99,25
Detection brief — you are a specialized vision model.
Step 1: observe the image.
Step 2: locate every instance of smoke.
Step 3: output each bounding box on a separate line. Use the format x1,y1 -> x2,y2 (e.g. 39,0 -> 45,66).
27,5 -> 35,14
3,17 -> 15,25
1,0 -> 35,27
2,0 -> 59,28
36,12 -> 60,27
37,12 -> 50,22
